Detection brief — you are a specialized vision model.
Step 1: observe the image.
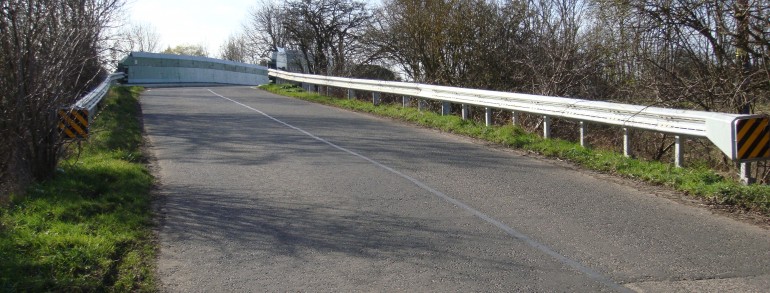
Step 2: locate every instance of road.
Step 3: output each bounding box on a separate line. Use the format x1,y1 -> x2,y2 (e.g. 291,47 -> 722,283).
142,86 -> 770,292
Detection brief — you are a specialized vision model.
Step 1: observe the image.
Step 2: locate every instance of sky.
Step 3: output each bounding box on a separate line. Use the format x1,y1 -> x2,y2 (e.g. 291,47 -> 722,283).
126,0 -> 256,57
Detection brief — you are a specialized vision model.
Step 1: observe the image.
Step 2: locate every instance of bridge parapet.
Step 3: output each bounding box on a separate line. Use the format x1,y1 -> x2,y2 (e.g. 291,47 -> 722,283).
118,52 -> 268,86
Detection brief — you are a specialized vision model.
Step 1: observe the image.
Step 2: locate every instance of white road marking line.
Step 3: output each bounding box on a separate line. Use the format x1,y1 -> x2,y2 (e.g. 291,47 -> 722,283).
208,89 -> 630,292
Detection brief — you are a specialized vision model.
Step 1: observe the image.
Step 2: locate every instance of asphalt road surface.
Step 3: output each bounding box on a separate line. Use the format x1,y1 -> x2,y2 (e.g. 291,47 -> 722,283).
142,86 -> 770,292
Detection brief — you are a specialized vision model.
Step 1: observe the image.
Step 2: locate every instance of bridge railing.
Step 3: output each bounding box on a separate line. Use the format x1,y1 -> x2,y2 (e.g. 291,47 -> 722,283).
58,72 -> 125,139
269,69 -> 770,182
75,73 -> 126,115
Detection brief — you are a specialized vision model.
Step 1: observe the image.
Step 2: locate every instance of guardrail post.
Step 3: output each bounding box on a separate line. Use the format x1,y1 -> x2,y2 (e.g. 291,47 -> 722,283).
543,116 -> 551,138
402,96 -> 408,107
325,85 -> 330,96
675,135 -> 683,167
511,111 -> 519,127
442,101 -> 451,116
373,92 -> 381,106
418,99 -> 425,111
462,104 -> 469,120
579,121 -> 586,147
347,89 -> 354,100
740,163 -> 754,185
485,107 -> 492,126
623,127 -> 631,157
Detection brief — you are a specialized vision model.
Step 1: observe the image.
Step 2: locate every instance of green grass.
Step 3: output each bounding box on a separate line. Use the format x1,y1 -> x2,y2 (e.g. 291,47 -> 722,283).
0,86 -> 156,292
261,83 -> 770,215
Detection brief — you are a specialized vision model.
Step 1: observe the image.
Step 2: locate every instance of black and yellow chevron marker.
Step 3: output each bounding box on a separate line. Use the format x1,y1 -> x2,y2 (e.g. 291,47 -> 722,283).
735,117 -> 770,161
58,108 -> 89,139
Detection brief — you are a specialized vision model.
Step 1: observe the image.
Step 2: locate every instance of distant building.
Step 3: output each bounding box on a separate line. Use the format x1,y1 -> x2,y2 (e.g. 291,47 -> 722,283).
270,48 -> 308,73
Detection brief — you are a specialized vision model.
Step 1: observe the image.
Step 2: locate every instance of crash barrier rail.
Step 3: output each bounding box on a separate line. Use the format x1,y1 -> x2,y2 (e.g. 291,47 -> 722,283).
58,72 -> 125,139
269,69 -> 769,183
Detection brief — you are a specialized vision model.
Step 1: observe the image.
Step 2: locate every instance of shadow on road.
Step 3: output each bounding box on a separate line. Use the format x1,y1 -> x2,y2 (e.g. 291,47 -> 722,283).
156,183 -> 533,273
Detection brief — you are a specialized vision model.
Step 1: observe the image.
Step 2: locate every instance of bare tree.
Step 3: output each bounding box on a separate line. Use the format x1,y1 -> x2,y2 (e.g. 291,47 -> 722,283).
121,22 -> 162,53
589,0 -> 770,113
220,34 -> 251,63
243,0 -> 289,59
366,0 -> 531,88
0,0 -> 125,195
282,0 -> 371,75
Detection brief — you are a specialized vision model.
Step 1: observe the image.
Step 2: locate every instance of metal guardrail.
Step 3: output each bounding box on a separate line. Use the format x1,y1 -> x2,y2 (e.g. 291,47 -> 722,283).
75,72 -> 126,115
58,72 -> 125,139
269,69 -> 770,181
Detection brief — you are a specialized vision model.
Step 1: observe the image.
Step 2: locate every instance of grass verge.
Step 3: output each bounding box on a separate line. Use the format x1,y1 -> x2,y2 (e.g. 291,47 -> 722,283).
260,83 -> 770,215
0,86 -> 156,291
